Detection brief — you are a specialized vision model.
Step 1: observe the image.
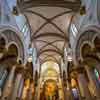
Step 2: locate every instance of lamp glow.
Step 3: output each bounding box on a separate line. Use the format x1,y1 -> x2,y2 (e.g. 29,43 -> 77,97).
28,56 -> 32,62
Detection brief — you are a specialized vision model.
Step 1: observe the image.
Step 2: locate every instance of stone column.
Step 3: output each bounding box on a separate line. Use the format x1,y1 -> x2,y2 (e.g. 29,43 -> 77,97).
85,65 -> 100,98
0,67 -> 5,79
2,66 -> 16,99
34,71 -> 39,100
58,78 -> 64,100
77,73 -> 92,100
63,70 -> 68,100
60,75 -> 65,100
0,69 -> 8,97
66,80 -> 73,100
37,78 -> 41,100
28,81 -> 34,100
11,73 -> 23,100
0,66 -> 8,97
22,79 -> 30,100
17,78 -> 24,99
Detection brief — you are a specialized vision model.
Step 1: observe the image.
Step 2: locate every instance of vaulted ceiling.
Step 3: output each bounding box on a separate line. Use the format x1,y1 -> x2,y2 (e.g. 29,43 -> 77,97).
17,0 -> 81,64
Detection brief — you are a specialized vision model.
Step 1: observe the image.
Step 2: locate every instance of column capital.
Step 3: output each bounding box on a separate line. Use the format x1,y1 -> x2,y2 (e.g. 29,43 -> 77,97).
15,64 -> 25,76
70,66 -> 85,78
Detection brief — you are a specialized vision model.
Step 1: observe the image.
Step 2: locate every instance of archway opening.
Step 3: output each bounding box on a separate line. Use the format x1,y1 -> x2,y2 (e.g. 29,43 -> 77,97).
81,43 -> 91,59
80,40 -> 100,97
94,36 -> 100,53
38,61 -> 63,100
8,44 -> 18,57
0,44 -> 19,66
0,37 -> 6,53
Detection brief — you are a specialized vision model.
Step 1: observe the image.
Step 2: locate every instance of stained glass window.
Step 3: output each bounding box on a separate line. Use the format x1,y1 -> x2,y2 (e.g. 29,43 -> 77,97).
94,68 -> 100,85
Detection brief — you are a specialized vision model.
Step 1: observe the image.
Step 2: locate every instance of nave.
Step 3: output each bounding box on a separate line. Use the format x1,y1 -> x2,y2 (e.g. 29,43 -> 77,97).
0,0 -> 100,100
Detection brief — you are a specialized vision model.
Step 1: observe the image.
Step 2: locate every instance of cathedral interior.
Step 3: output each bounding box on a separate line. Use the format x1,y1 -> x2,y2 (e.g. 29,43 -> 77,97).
0,0 -> 100,100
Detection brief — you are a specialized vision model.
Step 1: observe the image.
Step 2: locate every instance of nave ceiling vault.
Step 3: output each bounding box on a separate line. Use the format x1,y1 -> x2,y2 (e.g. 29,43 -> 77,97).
17,0 -> 81,64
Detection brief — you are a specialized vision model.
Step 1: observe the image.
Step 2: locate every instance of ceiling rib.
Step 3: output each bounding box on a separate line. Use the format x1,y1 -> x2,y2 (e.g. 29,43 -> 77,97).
34,32 -> 66,39
17,0 -> 80,63
39,53 -> 61,65
40,55 -> 58,62
39,40 -> 64,52
24,10 -> 71,38
36,39 -> 64,43
38,49 -> 63,58
39,53 -> 61,60
19,0 -> 81,12
40,59 -> 60,68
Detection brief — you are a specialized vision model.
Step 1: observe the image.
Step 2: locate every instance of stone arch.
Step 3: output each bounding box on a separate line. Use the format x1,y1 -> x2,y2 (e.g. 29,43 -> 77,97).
92,33 -> 99,48
80,41 -> 93,62
6,44 -> 19,65
7,42 -> 19,55
40,60 -> 59,68
0,37 -> 6,53
67,61 -> 74,80
93,35 -> 100,53
40,60 -> 62,81
73,25 -> 100,66
8,44 -> 18,57
0,26 -> 26,64
0,32 -> 8,44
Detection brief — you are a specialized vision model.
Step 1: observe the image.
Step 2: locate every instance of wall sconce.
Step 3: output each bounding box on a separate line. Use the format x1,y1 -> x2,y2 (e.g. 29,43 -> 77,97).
80,5 -> 86,15
12,6 -> 19,16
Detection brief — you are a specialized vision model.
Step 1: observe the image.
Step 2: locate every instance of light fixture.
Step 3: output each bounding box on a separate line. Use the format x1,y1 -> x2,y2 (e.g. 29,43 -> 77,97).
67,55 -> 72,62
80,5 -> 86,15
12,6 -> 19,16
28,56 -> 32,62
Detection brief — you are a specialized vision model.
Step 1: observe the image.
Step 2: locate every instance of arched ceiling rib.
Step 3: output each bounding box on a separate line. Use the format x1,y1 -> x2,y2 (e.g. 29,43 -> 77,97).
38,49 -> 62,63
34,32 -> 66,39
39,55 -> 61,69
39,50 -> 62,57
38,49 -> 63,58
18,0 -> 81,63
39,40 -> 64,52
39,55 -> 59,65
18,0 -> 81,12
25,10 -> 71,38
